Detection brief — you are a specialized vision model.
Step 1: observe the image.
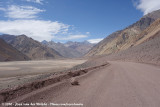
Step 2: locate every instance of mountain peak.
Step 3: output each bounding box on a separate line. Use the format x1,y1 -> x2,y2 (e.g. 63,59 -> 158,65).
41,40 -> 48,44
143,9 -> 160,20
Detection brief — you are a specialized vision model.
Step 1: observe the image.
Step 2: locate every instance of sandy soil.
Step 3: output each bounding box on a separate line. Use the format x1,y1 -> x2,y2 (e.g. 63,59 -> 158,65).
0,59 -> 86,90
6,61 -> 160,107
0,59 -> 86,78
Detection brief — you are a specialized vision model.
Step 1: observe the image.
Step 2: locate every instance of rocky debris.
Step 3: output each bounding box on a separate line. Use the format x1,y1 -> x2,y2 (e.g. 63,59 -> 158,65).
70,78 -> 79,86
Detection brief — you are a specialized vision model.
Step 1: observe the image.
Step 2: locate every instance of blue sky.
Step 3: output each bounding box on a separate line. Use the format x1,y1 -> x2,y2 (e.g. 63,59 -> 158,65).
0,0 -> 160,43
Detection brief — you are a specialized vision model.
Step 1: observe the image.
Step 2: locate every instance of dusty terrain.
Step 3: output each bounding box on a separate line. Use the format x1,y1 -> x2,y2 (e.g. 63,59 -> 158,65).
104,31 -> 160,66
1,12 -> 160,107
5,61 -> 160,107
0,59 -> 86,90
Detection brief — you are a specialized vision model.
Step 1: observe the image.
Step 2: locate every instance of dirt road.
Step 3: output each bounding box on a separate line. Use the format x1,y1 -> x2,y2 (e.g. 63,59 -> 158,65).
8,61 -> 160,107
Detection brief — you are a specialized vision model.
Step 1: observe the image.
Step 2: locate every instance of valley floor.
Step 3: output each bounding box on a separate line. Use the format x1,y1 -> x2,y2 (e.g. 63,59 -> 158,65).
0,59 -> 86,90
7,61 -> 160,107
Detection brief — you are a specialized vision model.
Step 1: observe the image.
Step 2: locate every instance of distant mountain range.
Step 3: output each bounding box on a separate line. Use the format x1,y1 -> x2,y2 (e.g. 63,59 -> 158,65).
86,9 -> 160,56
42,40 -> 94,58
41,41 -> 82,58
0,35 -> 62,60
64,41 -> 94,55
0,38 -> 30,61
0,34 -> 94,61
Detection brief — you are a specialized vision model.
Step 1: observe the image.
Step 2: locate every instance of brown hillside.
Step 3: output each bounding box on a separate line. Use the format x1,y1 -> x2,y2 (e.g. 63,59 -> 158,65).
0,38 -> 30,61
86,9 -> 160,56
134,18 -> 160,46
0,35 -> 62,60
105,30 -> 160,66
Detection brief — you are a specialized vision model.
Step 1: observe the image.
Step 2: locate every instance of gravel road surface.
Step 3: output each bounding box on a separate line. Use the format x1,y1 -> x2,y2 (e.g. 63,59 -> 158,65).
7,61 -> 160,107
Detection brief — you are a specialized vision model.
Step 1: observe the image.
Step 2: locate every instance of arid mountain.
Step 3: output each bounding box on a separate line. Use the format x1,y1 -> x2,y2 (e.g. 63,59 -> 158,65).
0,38 -> 30,61
65,41 -> 94,55
42,41 -> 82,58
104,19 -> 160,66
134,18 -> 160,46
86,9 -> 160,56
0,35 -> 62,60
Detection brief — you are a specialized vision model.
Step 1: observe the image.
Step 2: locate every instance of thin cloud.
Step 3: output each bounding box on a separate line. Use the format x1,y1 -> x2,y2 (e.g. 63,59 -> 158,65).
0,5 -> 44,19
4,5 -> 45,19
0,7 -> 5,11
86,32 -> 90,34
26,0 -> 43,4
0,20 -> 69,41
88,38 -> 103,44
133,0 -> 160,15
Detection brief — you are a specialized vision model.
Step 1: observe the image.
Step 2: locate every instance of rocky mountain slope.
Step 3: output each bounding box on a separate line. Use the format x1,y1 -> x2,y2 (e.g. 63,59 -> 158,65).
42,41 -> 82,58
134,18 -> 160,46
90,18 -> 160,66
86,9 -> 160,56
0,35 -> 62,60
0,38 -> 30,61
105,21 -> 160,66
65,41 -> 94,55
